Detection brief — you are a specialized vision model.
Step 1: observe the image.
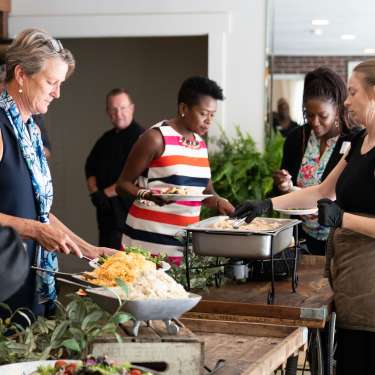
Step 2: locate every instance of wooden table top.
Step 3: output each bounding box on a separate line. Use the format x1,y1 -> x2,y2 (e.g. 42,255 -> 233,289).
185,255 -> 333,328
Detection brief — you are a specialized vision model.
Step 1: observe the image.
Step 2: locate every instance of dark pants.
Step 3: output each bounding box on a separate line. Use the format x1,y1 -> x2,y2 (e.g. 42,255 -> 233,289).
97,196 -> 132,250
336,328 -> 375,375
300,228 -> 326,256
99,229 -> 123,250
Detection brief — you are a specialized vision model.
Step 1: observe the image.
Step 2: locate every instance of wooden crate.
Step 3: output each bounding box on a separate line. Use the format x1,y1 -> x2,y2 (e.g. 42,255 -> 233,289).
181,318 -> 308,375
90,320 -> 203,375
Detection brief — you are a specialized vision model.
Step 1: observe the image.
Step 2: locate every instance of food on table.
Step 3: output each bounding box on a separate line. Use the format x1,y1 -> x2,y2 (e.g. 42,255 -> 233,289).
212,217 -> 285,231
85,252 -> 155,286
112,268 -> 189,300
98,246 -> 167,269
32,356 -> 153,375
152,186 -> 197,195
84,251 -> 189,300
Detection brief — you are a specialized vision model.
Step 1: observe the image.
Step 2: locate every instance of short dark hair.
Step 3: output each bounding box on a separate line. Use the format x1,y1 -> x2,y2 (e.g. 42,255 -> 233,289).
177,76 -> 224,107
303,67 -> 351,133
106,88 -> 133,109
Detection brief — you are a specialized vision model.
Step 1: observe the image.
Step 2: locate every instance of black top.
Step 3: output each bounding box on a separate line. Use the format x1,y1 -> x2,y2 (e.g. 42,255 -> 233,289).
85,121 -> 144,189
0,109 -> 40,313
0,226 -> 29,302
336,129 -> 375,214
279,124 -> 361,188
272,113 -> 299,138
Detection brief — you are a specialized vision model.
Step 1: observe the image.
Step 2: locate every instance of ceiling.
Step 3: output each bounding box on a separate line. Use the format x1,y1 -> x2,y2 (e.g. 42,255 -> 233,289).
273,0 -> 375,56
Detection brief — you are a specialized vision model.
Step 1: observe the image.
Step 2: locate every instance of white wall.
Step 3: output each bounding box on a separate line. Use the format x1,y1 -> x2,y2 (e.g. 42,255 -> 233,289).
10,0 -> 267,148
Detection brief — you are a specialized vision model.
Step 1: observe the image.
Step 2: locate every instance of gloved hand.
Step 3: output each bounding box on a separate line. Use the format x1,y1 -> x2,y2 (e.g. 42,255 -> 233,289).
90,190 -> 111,211
233,199 -> 273,223
317,198 -> 344,227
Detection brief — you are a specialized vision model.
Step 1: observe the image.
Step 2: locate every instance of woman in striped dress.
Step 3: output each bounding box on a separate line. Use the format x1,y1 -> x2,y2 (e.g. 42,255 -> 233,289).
116,77 -> 234,261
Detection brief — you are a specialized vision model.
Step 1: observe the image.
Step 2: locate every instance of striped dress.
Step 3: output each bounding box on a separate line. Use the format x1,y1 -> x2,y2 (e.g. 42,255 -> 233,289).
122,122 -> 211,256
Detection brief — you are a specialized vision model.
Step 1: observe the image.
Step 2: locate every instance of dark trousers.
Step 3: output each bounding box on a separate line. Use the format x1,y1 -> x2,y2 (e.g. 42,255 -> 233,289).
336,328 -> 375,375
99,229 -> 123,250
300,227 -> 326,256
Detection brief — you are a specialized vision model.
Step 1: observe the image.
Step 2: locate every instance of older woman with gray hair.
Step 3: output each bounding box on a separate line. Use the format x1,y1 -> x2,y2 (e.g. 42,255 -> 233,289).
0,28 -> 114,318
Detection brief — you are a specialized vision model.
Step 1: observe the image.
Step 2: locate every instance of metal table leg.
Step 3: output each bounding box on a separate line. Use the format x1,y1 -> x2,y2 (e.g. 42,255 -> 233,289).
184,230 -> 191,291
267,237 -> 275,304
292,225 -> 299,293
285,354 -> 298,375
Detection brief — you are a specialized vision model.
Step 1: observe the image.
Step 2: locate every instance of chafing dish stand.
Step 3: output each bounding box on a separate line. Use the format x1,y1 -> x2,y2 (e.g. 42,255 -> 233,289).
183,218 -> 300,305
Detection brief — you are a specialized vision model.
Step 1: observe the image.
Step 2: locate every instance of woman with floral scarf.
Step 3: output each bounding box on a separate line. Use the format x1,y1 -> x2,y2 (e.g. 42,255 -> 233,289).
0,28 -> 115,318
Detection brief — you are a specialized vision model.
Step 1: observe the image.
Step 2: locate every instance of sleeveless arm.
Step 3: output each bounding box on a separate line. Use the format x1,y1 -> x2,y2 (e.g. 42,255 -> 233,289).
116,128 -> 164,197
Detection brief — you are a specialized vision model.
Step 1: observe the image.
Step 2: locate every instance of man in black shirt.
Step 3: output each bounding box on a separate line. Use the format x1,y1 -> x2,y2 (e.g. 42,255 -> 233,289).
85,89 -> 144,249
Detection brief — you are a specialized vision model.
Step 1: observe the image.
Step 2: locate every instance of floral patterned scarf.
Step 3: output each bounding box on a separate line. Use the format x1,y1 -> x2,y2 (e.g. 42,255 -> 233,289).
0,90 -> 57,303
297,131 -> 338,240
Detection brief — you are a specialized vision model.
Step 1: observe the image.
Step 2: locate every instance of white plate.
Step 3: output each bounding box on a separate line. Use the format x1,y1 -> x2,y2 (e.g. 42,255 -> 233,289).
89,258 -> 171,271
152,193 -> 213,202
275,207 -> 318,215
0,359 -> 157,375
0,360 -> 80,375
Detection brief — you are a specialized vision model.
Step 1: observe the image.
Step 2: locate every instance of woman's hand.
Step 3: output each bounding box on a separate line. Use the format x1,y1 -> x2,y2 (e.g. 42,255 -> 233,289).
233,199 -> 273,223
273,169 -> 292,193
318,199 -> 344,227
84,246 -> 118,259
35,222 -> 82,257
216,197 -> 235,216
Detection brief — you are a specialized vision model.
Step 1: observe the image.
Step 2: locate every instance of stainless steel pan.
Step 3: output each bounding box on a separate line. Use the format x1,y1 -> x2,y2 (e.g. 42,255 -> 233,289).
186,216 -> 300,259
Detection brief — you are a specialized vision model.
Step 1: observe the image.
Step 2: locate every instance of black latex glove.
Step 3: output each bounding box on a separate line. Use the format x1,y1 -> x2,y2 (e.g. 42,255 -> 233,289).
233,199 -> 273,223
317,198 -> 344,227
90,190 -> 111,211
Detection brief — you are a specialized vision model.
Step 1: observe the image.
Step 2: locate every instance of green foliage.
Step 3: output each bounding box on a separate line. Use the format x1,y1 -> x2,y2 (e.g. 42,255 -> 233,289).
0,283 -> 131,364
209,127 -> 284,208
168,252 -> 228,290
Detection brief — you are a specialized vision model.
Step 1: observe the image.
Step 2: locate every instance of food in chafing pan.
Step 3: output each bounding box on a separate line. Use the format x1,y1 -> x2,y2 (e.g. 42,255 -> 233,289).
212,217 -> 285,231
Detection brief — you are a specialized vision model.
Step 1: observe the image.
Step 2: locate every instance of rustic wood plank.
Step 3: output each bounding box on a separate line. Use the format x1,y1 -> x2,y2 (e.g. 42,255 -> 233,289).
185,318 -> 307,375
181,318 -> 295,338
92,341 -> 203,375
184,311 -> 326,329
199,332 -> 282,374
149,320 -> 199,342
189,256 -> 333,328
241,327 -> 307,375
120,321 -> 162,342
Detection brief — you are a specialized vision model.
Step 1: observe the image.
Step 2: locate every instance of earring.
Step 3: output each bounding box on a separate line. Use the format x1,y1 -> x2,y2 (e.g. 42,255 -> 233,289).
18,88 -> 23,94
335,120 -> 339,128
181,113 -> 185,118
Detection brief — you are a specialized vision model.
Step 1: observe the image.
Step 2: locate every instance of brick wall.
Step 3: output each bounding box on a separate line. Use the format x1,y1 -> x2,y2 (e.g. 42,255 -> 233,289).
272,56 -> 373,81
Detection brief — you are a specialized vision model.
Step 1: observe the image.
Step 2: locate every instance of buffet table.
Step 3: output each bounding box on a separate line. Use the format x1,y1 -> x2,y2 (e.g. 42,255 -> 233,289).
183,255 -> 333,375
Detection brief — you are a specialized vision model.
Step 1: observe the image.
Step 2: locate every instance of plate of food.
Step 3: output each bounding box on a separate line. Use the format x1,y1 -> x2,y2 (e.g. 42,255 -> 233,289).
152,193 -> 213,202
151,187 -> 212,202
89,247 -> 171,271
275,207 -> 318,215
5,356 -> 156,374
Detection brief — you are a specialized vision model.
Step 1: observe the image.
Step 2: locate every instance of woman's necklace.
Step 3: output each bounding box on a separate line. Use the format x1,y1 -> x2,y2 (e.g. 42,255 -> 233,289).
179,134 -> 201,149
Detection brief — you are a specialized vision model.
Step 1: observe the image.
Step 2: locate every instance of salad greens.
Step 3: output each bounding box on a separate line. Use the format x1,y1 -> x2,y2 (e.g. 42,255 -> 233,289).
98,246 -> 167,268
35,357 -> 153,375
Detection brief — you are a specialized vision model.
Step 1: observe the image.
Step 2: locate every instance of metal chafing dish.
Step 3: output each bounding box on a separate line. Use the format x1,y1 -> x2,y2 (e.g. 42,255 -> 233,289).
183,216 -> 301,304
187,216 -> 299,258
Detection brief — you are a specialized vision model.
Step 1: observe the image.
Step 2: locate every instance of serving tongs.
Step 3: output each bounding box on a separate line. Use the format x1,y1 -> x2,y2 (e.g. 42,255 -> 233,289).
225,216 -> 247,229
30,265 -> 98,287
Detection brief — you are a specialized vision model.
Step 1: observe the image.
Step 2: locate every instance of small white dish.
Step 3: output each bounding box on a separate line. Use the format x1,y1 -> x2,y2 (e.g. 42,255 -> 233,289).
275,207 -> 318,215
